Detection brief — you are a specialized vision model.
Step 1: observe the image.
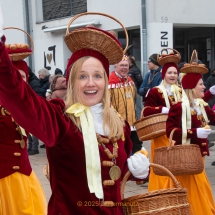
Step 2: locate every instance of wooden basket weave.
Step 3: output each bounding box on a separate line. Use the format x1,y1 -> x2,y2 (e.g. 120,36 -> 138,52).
153,128 -> 204,176
64,12 -> 128,65
134,107 -> 168,141
3,27 -> 33,61
180,50 -> 208,74
157,48 -> 181,66
121,163 -> 189,215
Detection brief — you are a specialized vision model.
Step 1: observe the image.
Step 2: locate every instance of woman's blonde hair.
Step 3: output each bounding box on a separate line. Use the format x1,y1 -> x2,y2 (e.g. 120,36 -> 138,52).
65,56 -> 124,139
184,89 -> 196,107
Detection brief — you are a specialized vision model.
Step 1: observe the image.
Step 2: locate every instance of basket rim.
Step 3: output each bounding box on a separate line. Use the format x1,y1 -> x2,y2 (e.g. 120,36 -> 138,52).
134,113 -> 168,126
181,65 -> 208,74
158,55 -> 180,66
64,28 -> 123,65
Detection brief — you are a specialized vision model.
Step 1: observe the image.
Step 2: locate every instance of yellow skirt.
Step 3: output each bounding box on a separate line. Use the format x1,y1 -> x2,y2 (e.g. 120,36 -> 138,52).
0,171 -> 47,215
175,159 -> 215,215
148,134 -> 172,191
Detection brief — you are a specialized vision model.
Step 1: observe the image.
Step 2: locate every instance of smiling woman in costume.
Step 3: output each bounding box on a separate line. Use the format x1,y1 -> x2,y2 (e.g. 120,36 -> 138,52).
166,52 -> 215,215
0,10 -> 149,215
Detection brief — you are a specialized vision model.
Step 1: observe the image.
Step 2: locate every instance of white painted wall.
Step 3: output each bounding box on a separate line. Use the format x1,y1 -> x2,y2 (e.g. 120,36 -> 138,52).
1,0 -> 29,62
152,0 -> 215,26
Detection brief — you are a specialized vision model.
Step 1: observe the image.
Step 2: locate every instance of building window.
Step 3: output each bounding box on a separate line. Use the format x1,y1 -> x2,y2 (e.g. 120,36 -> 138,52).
42,0 -> 87,21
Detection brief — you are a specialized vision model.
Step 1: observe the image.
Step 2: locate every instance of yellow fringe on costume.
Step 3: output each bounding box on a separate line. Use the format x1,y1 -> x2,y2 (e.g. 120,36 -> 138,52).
0,171 -> 47,215
175,158 -> 215,215
148,134 -> 172,191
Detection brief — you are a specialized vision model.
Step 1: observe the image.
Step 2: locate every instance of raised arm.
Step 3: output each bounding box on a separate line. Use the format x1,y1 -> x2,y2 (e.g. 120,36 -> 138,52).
0,36 -> 69,146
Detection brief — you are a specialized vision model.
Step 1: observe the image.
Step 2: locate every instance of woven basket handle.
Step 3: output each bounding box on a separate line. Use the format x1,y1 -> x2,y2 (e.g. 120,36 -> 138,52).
120,163 -> 182,200
167,128 -> 178,148
3,26 -> 34,52
157,48 -> 181,62
140,106 -> 151,119
66,12 -> 128,55
190,50 -> 198,65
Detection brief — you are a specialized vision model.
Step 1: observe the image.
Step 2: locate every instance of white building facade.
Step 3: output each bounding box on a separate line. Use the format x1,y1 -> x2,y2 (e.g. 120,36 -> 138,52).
2,0 -> 215,80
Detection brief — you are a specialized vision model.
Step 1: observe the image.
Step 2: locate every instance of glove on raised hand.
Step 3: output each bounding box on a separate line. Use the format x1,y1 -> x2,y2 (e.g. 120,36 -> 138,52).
127,153 -> 149,179
0,2 -> 4,37
161,107 -> 169,114
196,127 -> 211,139
209,85 -> 215,95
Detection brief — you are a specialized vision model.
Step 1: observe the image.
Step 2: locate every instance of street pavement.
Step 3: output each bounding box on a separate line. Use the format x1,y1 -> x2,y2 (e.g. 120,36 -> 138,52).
29,132 -> 215,203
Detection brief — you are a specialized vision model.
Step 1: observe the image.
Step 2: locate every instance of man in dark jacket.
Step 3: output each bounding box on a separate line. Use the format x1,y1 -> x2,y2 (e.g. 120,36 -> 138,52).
138,53 -> 162,104
128,55 -> 143,118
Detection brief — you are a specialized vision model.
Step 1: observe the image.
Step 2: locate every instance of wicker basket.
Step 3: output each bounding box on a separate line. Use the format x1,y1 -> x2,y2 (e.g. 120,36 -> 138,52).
180,50 -> 208,74
64,12 -> 128,65
153,128 -> 204,176
157,48 -> 181,66
121,163 -> 189,215
3,27 -> 34,61
134,107 -> 168,141
43,163 -> 50,182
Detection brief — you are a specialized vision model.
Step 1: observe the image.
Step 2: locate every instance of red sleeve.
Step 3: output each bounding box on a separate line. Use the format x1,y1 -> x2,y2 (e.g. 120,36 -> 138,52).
0,37 -> 70,147
166,102 -> 197,144
143,88 -> 163,116
203,90 -> 213,102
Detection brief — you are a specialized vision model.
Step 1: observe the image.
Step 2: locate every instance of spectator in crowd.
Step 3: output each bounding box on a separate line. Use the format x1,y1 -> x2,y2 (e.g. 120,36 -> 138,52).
46,75 -> 67,101
138,54 -> 162,104
38,68 -> 50,98
54,68 -> 63,76
128,55 -> 143,119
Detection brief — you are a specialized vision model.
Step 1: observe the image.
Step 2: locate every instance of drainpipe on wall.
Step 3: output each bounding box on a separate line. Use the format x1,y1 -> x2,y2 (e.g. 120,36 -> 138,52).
141,0 -> 147,78
24,0 -> 32,69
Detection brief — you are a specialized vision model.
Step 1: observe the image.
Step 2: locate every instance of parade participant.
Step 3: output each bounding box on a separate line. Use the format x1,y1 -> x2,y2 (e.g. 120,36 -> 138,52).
109,55 -> 143,154
143,61 -> 181,191
0,10 -> 149,215
143,52 -> 215,191
166,60 -> 215,215
0,59 -> 47,214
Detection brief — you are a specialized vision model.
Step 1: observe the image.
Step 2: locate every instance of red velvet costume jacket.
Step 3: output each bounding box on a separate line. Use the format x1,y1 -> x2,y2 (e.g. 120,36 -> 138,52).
0,37 -> 133,215
0,105 -> 31,179
166,102 -> 215,156
144,87 -> 212,117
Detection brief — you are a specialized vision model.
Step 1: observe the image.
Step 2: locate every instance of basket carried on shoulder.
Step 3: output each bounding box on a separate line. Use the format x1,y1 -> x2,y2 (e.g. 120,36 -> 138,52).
3,27 -> 34,61
157,48 -> 181,66
134,107 -> 168,141
121,163 -> 189,215
153,128 -> 204,176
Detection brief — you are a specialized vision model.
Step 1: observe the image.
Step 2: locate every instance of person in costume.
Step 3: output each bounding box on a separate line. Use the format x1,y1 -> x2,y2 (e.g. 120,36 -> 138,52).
109,55 -> 143,154
143,61 -> 181,191
0,59 -> 47,215
0,9 -> 150,215
166,61 -> 215,215
143,53 -> 215,192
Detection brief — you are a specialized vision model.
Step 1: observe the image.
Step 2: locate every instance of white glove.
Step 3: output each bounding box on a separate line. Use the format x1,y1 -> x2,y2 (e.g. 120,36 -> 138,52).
0,2 -> 4,37
127,153 -> 149,179
161,107 -> 169,114
209,85 -> 215,95
196,128 -> 211,138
